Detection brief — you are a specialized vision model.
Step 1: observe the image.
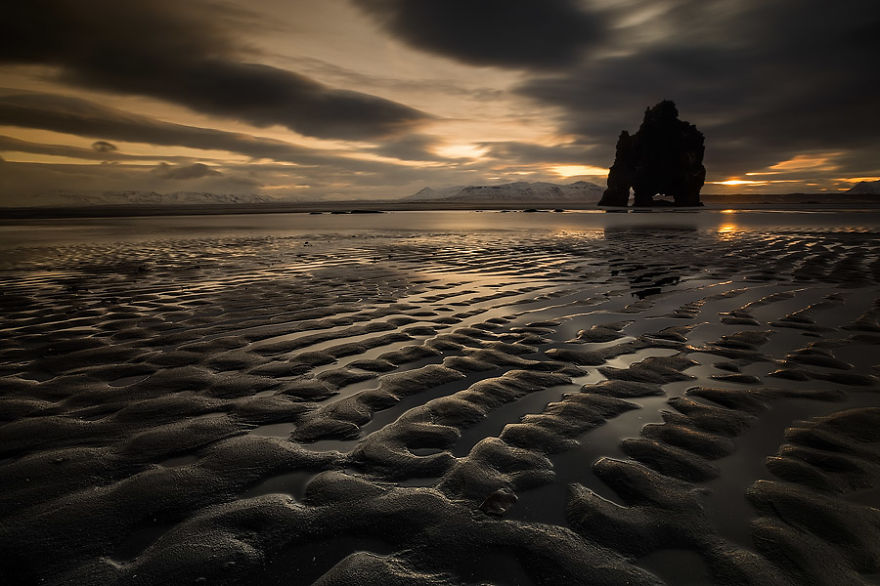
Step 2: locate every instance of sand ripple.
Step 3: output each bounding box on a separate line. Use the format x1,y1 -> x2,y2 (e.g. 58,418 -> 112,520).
1,227 -> 880,584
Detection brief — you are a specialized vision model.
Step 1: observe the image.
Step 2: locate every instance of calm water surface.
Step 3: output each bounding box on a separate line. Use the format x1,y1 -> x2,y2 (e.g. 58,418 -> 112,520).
2,208 -> 880,248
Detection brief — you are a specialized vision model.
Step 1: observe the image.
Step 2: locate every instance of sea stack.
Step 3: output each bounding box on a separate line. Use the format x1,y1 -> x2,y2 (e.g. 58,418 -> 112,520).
598,100 -> 706,207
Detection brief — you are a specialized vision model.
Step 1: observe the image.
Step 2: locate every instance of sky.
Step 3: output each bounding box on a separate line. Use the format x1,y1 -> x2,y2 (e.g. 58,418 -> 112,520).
1,0 -> 878,204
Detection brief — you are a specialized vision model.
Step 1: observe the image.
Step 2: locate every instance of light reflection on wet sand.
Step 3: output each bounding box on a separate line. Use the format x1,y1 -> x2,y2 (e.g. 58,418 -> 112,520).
1,209 -> 879,585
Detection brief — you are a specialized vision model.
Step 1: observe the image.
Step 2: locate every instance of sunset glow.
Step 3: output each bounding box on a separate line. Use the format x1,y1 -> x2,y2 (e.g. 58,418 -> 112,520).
0,0 -> 876,205
433,143 -> 489,160
711,179 -> 769,186
769,153 -> 842,172
552,165 -> 609,178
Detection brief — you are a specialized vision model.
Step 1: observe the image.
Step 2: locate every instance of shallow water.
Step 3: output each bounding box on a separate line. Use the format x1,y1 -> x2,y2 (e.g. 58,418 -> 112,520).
2,207 -> 880,249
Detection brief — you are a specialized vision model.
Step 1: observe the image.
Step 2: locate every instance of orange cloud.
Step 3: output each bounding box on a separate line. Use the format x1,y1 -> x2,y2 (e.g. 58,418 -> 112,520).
768,152 -> 842,172
835,176 -> 880,183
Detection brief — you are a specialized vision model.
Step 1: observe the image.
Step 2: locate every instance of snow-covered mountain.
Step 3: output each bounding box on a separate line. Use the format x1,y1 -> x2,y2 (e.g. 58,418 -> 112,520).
847,180 -> 880,194
404,181 -> 604,203
405,185 -> 468,201
22,191 -> 277,207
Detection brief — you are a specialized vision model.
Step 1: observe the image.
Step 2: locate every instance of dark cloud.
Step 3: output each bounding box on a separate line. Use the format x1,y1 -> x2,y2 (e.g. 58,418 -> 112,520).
0,92 -> 435,174
1,134 -> 111,160
0,92 -> 321,163
91,140 -> 117,153
68,59 -> 429,140
152,162 -> 221,180
352,0 -> 603,68
516,0 -> 880,179
0,92 -> 513,198
371,134 -> 451,162
1,0 -> 428,140
0,134 -> 193,163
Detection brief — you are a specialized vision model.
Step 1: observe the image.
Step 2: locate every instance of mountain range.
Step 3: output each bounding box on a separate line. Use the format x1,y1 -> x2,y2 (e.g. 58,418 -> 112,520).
19,191 -> 276,207
847,180 -> 880,194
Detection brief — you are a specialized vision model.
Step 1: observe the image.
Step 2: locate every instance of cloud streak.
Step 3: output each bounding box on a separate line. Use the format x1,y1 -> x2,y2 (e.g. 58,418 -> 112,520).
1,0 -> 428,140
0,92 -> 331,164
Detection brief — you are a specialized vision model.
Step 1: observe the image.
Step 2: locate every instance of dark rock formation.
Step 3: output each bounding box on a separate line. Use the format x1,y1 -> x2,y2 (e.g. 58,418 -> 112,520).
599,100 -> 706,207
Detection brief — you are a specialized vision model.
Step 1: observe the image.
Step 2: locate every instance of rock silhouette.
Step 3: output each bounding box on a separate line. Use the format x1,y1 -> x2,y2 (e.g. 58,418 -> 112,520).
599,100 -> 706,207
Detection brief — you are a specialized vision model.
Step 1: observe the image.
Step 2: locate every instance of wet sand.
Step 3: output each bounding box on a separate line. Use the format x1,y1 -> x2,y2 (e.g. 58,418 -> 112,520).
2,209 -> 880,585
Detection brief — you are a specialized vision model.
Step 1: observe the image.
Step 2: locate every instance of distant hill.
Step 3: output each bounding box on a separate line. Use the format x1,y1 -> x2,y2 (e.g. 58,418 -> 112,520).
19,191 -> 277,207
404,181 -> 605,204
847,180 -> 880,194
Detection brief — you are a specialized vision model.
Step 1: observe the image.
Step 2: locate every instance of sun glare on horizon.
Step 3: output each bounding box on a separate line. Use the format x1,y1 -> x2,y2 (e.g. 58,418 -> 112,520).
711,179 -> 769,186
552,165 -> 609,178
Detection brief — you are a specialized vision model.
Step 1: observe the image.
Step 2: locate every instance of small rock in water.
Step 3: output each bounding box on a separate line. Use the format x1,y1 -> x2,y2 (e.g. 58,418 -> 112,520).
479,488 -> 518,516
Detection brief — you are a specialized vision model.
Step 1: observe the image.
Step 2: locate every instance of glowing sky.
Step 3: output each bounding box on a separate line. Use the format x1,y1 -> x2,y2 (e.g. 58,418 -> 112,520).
1,0 -> 878,204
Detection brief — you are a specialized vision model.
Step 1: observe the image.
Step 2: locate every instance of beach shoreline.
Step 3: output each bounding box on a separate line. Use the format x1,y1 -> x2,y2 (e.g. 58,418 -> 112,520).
2,193 -> 880,220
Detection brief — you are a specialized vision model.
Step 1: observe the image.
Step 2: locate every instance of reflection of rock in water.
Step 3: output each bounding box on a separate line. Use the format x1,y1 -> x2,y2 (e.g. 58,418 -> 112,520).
603,224 -> 699,240
604,225 -> 697,298
599,100 -> 706,207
